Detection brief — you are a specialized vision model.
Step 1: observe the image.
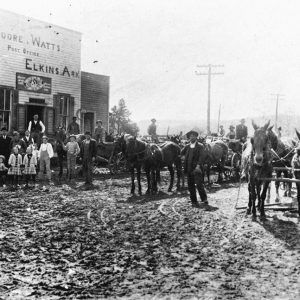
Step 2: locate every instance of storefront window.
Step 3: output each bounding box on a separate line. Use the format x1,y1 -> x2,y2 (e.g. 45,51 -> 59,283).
0,88 -> 12,130
58,95 -> 70,129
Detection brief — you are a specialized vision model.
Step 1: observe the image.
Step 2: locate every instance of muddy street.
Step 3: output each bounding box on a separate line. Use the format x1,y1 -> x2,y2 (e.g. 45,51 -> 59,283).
0,173 -> 299,299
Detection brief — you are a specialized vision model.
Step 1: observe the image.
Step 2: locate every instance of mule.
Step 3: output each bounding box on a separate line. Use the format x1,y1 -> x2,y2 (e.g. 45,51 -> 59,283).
146,141 -> 182,193
115,134 -> 151,195
291,133 -> 300,216
267,128 -> 297,202
242,120 -> 272,220
203,139 -> 228,184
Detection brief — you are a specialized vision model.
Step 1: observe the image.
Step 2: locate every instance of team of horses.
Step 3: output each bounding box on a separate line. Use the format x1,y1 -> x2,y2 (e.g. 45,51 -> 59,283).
51,123 -> 300,218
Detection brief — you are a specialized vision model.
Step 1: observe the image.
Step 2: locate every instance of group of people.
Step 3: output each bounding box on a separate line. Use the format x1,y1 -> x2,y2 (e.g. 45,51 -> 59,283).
218,118 -> 248,142
0,114 -> 106,190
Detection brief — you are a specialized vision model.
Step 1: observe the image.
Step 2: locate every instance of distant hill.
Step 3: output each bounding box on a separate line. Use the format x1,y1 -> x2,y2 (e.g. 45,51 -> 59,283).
137,114 -> 300,138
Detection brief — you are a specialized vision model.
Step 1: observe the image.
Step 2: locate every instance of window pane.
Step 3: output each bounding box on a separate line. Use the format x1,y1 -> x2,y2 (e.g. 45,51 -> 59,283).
0,89 -> 4,110
59,97 -> 63,114
5,90 -> 11,110
64,97 -> 68,116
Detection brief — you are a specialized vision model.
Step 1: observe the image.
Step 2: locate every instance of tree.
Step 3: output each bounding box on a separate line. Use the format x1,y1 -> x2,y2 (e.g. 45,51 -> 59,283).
109,99 -> 139,135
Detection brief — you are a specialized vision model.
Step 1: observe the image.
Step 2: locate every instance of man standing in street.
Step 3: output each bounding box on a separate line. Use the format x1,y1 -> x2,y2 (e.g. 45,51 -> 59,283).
80,131 -> 97,188
94,120 -> 105,144
181,130 -> 208,207
67,117 -> 80,135
0,127 -> 12,166
148,118 -> 158,143
28,114 -> 45,147
235,118 -> 248,143
38,135 -> 54,188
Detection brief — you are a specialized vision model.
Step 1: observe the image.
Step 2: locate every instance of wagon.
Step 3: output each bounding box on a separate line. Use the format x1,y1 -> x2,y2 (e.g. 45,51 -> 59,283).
224,139 -> 242,181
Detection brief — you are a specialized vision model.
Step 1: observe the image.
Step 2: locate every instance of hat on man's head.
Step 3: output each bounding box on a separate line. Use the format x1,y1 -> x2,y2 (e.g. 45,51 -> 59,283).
69,134 -> 76,139
84,131 -> 91,136
0,155 -> 5,160
229,125 -> 235,129
151,118 -> 156,122
96,120 -> 103,124
72,116 -> 77,120
186,130 -> 199,139
13,131 -> 19,136
42,135 -> 48,140
240,118 -> 245,122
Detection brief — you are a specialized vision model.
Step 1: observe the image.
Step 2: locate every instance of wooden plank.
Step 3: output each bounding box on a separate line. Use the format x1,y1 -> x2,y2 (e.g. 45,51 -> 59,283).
273,167 -> 300,171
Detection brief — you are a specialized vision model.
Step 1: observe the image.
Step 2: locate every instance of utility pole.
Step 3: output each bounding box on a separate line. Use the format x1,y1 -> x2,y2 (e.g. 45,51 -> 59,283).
196,64 -> 224,135
217,104 -> 221,133
271,93 -> 284,131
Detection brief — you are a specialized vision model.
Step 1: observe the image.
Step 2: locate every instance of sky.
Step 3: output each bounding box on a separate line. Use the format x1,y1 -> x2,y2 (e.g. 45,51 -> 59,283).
1,0 -> 300,122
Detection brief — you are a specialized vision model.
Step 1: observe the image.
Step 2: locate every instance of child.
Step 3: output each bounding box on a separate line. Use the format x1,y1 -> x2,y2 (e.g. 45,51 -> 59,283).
63,134 -> 80,180
8,146 -> 22,188
0,155 -> 8,187
38,136 -> 54,185
23,146 -> 37,188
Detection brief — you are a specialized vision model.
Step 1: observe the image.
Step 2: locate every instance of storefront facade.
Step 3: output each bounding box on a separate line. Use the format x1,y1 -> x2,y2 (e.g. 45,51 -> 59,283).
0,9 -> 81,134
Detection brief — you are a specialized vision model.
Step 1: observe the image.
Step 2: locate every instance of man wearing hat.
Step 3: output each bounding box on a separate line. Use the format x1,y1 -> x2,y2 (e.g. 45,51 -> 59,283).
235,118 -> 248,143
226,125 -> 236,140
148,118 -> 158,143
38,135 -> 54,185
28,114 -> 45,147
94,120 -> 105,144
0,127 -> 12,166
63,134 -> 80,181
67,116 -> 80,135
181,130 -> 208,206
80,131 -> 97,187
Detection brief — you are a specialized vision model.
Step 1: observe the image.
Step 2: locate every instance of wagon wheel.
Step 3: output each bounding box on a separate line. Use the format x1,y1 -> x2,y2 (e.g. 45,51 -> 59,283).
108,152 -> 127,175
231,152 -> 241,181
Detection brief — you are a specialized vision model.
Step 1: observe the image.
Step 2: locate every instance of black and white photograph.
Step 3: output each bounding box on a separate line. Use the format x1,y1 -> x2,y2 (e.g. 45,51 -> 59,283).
0,0 -> 299,299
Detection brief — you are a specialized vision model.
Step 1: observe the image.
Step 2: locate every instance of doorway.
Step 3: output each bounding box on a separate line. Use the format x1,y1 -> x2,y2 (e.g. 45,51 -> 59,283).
84,112 -> 95,134
26,105 -> 45,128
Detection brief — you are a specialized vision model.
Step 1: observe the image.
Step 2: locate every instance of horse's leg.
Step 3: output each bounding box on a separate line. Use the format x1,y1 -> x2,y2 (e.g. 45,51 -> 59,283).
251,180 -> 257,219
206,165 -> 210,185
130,167 -> 135,195
256,181 -> 262,212
260,181 -> 270,220
296,182 -> 300,217
151,168 -> 157,194
137,165 -> 142,196
247,183 -> 252,215
275,171 -> 280,202
145,165 -> 151,194
283,170 -> 292,197
167,165 -> 174,192
175,161 -> 181,191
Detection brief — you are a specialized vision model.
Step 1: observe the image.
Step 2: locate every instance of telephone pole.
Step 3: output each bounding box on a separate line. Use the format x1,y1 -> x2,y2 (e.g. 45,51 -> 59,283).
196,64 -> 224,135
271,93 -> 284,131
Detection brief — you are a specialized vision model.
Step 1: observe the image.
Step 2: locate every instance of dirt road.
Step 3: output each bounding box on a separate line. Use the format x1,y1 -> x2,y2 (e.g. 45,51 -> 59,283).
0,173 -> 299,299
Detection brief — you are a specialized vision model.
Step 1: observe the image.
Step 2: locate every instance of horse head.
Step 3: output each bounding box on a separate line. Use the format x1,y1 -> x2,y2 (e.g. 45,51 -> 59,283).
266,125 -> 278,151
251,120 -> 271,166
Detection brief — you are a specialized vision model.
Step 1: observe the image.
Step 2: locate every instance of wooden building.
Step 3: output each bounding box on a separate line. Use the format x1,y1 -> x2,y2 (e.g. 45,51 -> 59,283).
0,9 -> 109,135
80,72 -> 109,134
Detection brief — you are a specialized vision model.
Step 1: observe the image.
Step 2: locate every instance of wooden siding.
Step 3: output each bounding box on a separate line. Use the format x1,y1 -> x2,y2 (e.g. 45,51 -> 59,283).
81,71 -> 109,130
0,9 -> 81,130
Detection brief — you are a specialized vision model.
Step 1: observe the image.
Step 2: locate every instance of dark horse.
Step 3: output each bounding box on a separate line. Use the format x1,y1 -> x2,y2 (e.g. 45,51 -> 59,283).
291,130 -> 300,216
267,127 -> 297,202
200,138 -> 228,184
115,134 -> 182,195
242,120 -> 272,220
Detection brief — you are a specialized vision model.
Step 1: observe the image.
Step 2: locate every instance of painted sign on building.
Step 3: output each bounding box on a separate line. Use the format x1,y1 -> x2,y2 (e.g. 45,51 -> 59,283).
16,73 -> 51,94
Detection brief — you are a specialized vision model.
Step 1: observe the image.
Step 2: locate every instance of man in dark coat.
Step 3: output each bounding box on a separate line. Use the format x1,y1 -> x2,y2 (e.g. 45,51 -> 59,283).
181,130 -> 208,206
80,131 -> 97,186
0,127 -> 12,166
235,118 -> 248,142
67,117 -> 80,135
28,114 -> 45,147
